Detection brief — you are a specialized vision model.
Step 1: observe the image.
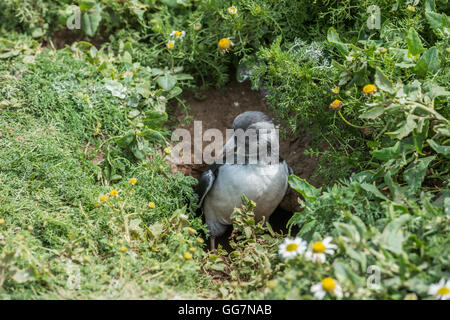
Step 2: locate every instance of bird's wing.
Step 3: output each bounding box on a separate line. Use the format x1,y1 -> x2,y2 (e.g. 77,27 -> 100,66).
196,163 -> 221,207
280,157 -> 294,197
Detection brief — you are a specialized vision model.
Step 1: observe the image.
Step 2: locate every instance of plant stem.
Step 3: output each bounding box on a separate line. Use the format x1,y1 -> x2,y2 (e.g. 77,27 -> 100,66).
338,110 -> 365,129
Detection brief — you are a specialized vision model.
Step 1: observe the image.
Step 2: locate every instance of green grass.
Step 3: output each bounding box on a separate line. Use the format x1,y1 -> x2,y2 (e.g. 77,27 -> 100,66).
0,48 -> 216,299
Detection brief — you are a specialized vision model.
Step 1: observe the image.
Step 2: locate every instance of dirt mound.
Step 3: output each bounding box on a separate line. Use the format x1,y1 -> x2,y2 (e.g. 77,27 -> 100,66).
168,80 -> 320,214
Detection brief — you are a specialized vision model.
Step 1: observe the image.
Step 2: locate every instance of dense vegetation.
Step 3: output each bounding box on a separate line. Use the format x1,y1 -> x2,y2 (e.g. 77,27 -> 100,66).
0,0 -> 448,299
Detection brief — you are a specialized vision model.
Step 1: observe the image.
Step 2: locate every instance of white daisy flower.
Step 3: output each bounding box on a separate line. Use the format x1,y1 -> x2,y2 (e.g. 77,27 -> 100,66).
228,6 -> 238,15
428,279 -> 450,300
278,237 -> 307,260
166,40 -> 175,50
170,30 -> 185,39
305,237 -> 337,264
311,277 -> 343,300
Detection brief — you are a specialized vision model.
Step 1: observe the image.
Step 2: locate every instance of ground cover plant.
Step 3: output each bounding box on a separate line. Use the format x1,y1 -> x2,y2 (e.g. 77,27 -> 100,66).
0,0 -> 449,300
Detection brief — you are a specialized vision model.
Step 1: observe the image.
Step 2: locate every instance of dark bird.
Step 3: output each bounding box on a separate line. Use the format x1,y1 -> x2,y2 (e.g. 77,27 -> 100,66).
196,111 -> 293,249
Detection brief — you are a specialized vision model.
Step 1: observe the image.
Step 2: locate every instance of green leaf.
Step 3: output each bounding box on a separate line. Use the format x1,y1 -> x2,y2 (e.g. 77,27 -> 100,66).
406,28 -> 425,56
131,142 -> 146,160
379,214 -> 410,255
116,130 -> 135,148
139,129 -> 166,143
386,114 -> 417,140
427,139 -> 450,155
348,215 -> 368,239
81,5 -> 102,37
288,175 -> 321,201
360,106 -> 384,120
360,183 -> 389,201
345,246 -> 367,272
136,83 -> 151,98
327,27 -> 348,56
166,86 -> 182,99
372,141 -> 401,161
80,0 -> 96,11
425,11 -> 449,36
142,111 -> 168,129
334,222 -> 360,243
31,28 -> 45,38
175,73 -> 194,81
423,82 -> 450,102
403,80 -> 422,101
122,51 -> 132,64
156,74 -> 177,91
105,79 -> 126,99
415,47 -> 440,76
412,119 -> 429,154
375,68 -> 395,94
334,262 -> 364,286
425,0 -> 436,12
128,109 -> 140,119
403,156 -> 435,191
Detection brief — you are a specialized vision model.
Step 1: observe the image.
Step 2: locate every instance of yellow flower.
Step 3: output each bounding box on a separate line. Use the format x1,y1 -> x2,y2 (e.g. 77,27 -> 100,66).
166,40 -> 175,50
363,84 -> 377,96
170,30 -> 185,39
331,87 -> 340,94
313,241 -> 326,253
94,127 -> 100,136
305,237 -> 337,264
0,218 -> 4,225
163,147 -> 171,155
228,6 -> 238,15
187,227 -> 197,235
110,189 -> 119,198
329,99 -> 343,111
129,177 -> 137,186
322,277 -> 336,292
196,237 -> 204,244
83,256 -> 91,263
184,252 -> 192,259
407,5 -> 415,12
148,201 -> 156,209
99,194 -> 109,202
218,38 -> 233,52
95,202 -> 101,208
189,247 -> 196,253
311,277 -> 343,299
120,246 -> 127,252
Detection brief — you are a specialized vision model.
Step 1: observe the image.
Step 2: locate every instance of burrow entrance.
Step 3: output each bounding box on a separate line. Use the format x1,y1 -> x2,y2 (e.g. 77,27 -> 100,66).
167,81 -> 320,243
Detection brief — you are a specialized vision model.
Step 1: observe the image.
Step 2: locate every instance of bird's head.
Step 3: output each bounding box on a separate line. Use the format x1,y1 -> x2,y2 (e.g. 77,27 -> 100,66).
222,111 -> 279,164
